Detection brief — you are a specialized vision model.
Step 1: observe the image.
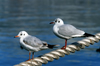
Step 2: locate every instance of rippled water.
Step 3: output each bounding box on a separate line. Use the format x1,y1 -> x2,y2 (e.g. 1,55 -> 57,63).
0,0 -> 100,66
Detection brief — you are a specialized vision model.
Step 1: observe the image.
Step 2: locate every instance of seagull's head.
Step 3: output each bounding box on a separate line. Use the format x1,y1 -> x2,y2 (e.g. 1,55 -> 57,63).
50,18 -> 64,26
14,31 -> 29,38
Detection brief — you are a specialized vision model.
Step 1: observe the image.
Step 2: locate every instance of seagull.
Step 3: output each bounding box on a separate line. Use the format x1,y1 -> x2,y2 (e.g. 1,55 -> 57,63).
50,18 -> 95,49
14,31 -> 58,61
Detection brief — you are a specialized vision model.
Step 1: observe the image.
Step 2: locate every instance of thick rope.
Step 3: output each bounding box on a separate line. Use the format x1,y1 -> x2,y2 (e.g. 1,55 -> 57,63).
14,33 -> 100,66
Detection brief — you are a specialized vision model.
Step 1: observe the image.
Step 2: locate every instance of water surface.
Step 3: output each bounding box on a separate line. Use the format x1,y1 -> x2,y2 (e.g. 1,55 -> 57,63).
0,0 -> 100,66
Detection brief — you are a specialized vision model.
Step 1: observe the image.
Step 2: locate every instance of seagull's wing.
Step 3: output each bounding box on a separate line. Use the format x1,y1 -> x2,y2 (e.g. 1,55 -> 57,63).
58,24 -> 85,37
23,35 -> 43,47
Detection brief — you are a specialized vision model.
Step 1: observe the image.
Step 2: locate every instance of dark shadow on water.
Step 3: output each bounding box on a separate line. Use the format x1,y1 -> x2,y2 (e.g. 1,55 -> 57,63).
96,47 -> 100,52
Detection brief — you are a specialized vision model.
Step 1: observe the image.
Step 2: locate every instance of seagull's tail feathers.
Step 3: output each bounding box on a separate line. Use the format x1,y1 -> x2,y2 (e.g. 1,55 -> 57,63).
83,33 -> 95,37
47,44 -> 59,49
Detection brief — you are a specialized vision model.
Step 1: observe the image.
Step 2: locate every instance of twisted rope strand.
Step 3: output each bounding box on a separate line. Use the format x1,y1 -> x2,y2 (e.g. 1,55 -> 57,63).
14,33 -> 100,66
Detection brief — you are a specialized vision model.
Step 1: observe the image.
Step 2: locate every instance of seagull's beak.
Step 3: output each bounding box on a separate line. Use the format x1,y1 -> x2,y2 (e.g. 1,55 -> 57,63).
50,22 -> 55,24
14,36 -> 19,38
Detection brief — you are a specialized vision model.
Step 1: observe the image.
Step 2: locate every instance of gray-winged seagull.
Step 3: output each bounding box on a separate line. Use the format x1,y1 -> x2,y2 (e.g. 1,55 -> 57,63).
14,31 -> 58,61
50,18 -> 94,49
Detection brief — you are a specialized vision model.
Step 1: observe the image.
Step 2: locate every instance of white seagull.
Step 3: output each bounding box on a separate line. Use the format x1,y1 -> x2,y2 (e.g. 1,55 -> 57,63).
14,31 -> 58,61
50,18 -> 95,49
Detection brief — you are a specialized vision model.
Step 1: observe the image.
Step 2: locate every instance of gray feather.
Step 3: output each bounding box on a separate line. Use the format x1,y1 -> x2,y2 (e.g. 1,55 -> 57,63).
58,24 -> 85,37
23,35 -> 43,47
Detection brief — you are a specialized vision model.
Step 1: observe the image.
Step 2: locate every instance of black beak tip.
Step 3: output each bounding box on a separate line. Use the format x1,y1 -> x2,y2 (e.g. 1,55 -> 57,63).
49,23 -> 52,24
50,22 -> 54,24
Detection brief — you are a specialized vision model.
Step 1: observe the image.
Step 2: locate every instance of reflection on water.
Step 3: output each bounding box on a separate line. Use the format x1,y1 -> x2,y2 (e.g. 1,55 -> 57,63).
0,0 -> 100,66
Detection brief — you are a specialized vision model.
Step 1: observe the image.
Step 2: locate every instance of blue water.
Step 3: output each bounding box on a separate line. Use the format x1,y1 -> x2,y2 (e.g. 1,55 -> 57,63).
0,0 -> 100,66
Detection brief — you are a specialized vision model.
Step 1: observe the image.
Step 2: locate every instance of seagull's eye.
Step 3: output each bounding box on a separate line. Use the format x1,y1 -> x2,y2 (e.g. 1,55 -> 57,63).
20,34 -> 22,36
55,20 -> 57,22
24,34 -> 25,35
58,21 -> 60,23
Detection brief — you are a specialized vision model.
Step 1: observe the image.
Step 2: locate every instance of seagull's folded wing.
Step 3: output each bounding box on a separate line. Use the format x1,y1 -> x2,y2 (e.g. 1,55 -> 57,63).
58,24 -> 85,37
23,36 -> 43,47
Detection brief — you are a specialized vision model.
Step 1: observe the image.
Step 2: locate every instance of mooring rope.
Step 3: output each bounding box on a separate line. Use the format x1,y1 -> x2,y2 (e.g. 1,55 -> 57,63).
14,33 -> 100,66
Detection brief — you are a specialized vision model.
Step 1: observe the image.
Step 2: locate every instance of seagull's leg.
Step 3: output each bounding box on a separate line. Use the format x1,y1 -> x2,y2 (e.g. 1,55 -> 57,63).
65,39 -> 67,48
29,51 -> 31,60
27,51 -> 31,61
61,39 -> 67,49
32,52 -> 34,59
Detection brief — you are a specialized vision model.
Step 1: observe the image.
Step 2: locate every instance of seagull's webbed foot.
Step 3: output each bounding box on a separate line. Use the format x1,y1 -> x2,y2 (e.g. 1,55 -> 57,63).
61,46 -> 66,50
26,59 -> 31,61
